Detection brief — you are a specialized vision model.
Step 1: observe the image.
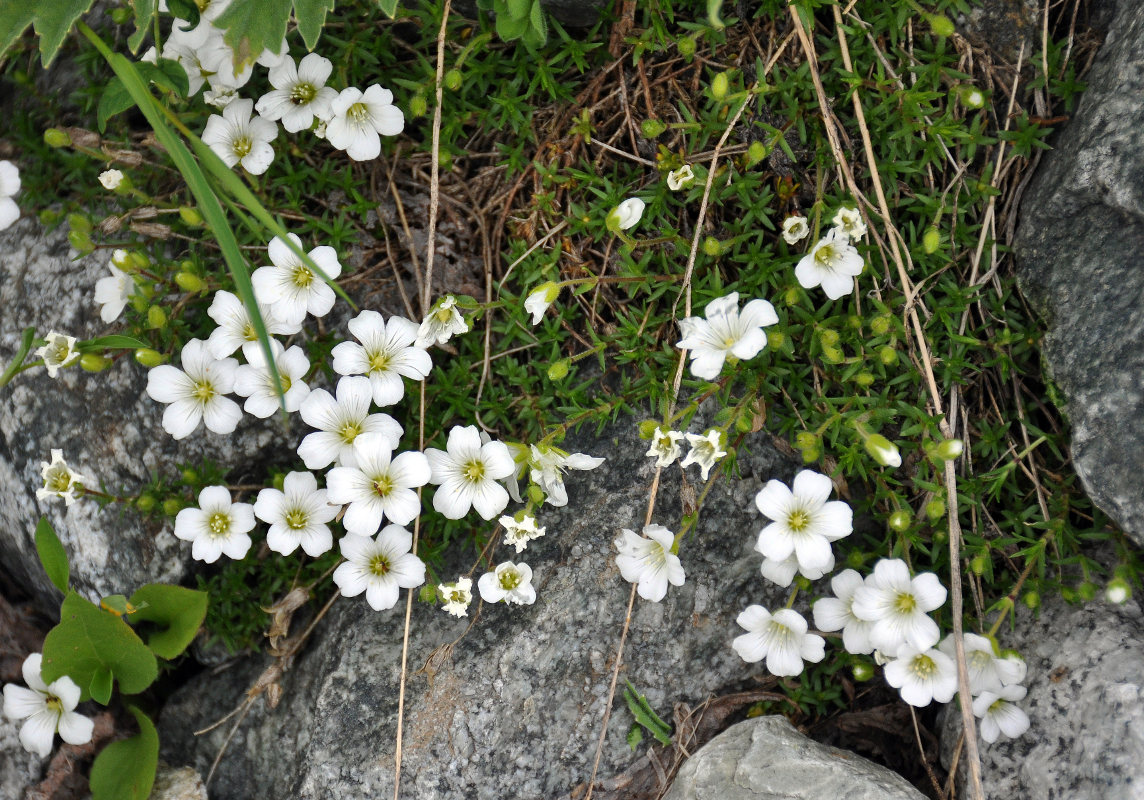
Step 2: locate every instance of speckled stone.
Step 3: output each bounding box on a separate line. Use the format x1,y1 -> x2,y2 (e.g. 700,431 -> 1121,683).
662,716 -> 925,800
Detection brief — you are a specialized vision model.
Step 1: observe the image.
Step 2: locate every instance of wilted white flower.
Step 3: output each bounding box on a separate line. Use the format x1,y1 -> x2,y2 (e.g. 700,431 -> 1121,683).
35,331 -> 80,378
523,444 -> 605,507
731,606 -> 825,676
426,425 -> 515,520
477,560 -> 536,605
326,85 -> 404,161
233,339 -> 311,418
754,469 -> 853,574
645,427 -> 684,468
606,197 -> 645,232
973,684 -> 1030,743
3,653 -> 93,758
676,292 -> 778,380
296,376 -> 402,469
666,165 -> 695,191
500,513 -> 545,553
98,169 -> 124,190
256,53 -> 339,133
781,215 -> 809,245
94,261 -> 136,324
679,429 -> 727,480
174,485 -> 255,563
145,338 -> 242,439
251,233 -> 343,325
416,295 -> 469,346
439,577 -> 473,617
795,228 -> 864,300
0,160 -> 20,231
333,525 -> 426,610
331,310 -> 431,407
326,432 -> 431,534
813,569 -> 875,655
884,645 -> 958,707
204,289 -> 302,360
202,86 -> 238,108
524,282 -> 561,325
201,98 -> 277,175
36,450 -> 88,506
938,633 -> 1026,695
851,558 -> 947,657
254,471 -> 338,557
614,523 -> 684,602
831,206 -> 867,241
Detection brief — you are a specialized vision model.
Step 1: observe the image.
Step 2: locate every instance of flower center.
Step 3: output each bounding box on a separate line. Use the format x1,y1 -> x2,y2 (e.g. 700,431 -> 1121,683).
207,512 -> 230,536
893,592 -> 918,614
462,460 -> 485,482
372,474 -> 394,497
284,508 -> 308,529
291,264 -> 314,288
45,696 -> 63,713
338,421 -> 361,444
47,469 -> 72,493
368,349 -> 391,372
498,568 -> 522,590
232,135 -> 253,158
51,342 -> 70,362
787,509 -> 810,532
449,589 -> 467,603
988,697 -> 1006,713
968,650 -> 993,670
192,380 -> 216,403
768,621 -> 793,643
290,82 -> 317,105
434,306 -> 454,323
815,244 -> 837,267
910,654 -> 937,678
243,322 -> 257,341
348,102 -> 370,123
368,553 -> 390,576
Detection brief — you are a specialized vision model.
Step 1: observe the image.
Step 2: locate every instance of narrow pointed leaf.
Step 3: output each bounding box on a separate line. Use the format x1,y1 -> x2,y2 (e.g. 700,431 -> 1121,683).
34,516 -> 69,593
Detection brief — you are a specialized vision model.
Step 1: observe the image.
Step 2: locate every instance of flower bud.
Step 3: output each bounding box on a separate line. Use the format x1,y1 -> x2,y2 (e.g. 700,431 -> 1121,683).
818,328 -> 840,347
68,230 -> 95,255
703,236 -> 722,256
66,213 -> 91,234
677,36 -> 696,58
851,661 -> 875,682
870,314 -> 892,335
410,94 -> 428,118
795,432 -> 818,450
1060,586 -> 1078,604
821,346 -> 844,364
958,85 -> 987,109
746,141 -> 768,165
175,271 -> 207,292
181,468 -> 199,483
1022,590 -> 1040,610
1105,578 -> 1132,605
925,498 -> 945,521
130,295 -> 149,313
547,359 -> 570,380
135,494 -> 157,512
162,498 -> 183,516
129,251 -> 150,270
888,510 -> 911,532
444,69 -> 462,91
711,72 -> 730,100
606,197 -> 645,233
845,550 -> 866,570
44,128 -> 72,148
783,287 -> 801,306
934,438 -> 964,461
855,371 -> 875,387
879,345 -> 898,366
969,554 -> 988,576
923,228 -> 941,254
638,420 -> 661,440
419,584 -> 438,603
767,330 -> 785,350
526,483 -> 545,505
80,353 -> 113,372
1077,581 -> 1097,602
178,206 -> 204,226
134,348 -> 165,368
800,446 -> 820,463
147,305 -> 168,329
39,209 -> 61,226
641,118 -> 667,138
926,13 -> 954,37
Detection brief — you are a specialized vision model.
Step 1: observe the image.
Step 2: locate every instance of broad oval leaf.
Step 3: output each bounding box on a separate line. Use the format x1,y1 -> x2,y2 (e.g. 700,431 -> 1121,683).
89,706 -> 158,800
89,666 -> 113,705
128,583 -> 209,660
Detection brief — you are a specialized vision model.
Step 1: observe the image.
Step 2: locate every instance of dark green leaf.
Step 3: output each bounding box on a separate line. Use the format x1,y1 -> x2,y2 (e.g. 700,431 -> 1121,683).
83,334 -> 150,350
129,583 -> 209,659
0,6 -> 35,65
89,706 -> 158,800
149,58 -> 190,98
0,326 -> 37,388
165,0 -> 199,26
31,0 -> 98,66
97,78 -> 135,133
213,0 -> 291,68
375,0 -> 400,18
127,0 -> 157,53
623,680 -> 673,746
34,517 -> 69,594
89,666 -> 113,705
294,0 -> 335,50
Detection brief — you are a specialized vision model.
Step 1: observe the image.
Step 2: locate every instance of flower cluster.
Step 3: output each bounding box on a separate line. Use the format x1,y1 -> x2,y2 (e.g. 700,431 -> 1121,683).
644,426 -> 727,480
791,204 -> 867,300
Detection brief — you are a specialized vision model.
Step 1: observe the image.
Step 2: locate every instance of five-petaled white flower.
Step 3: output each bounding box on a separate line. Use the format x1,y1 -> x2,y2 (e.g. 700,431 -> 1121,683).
781,215 -> 809,245
884,645 -> 958,707
174,485 -> 255,563
521,444 -> 605,507
98,169 -> 124,191
679,429 -> 727,480
94,260 -> 136,324
36,331 -> 80,378
333,525 -> 426,611
3,653 -> 93,758
973,684 -> 1030,743
477,560 -> 536,605
499,513 -> 546,553
204,289 -> 302,359
233,340 -> 311,418
296,376 -> 402,469
812,569 -> 876,655
439,576 -> 474,617
331,310 -> 432,407
326,85 -> 404,161
667,165 -> 695,191
851,558 -> 947,657
614,523 -> 685,602
251,233 -> 343,325
831,206 -> 867,241
754,469 -> 853,574
938,633 -> 1026,695
760,551 -> 835,588
646,427 -> 684,468
426,425 -> 515,520
606,197 -> 645,232
795,229 -> 864,300
146,338 -> 242,440
201,98 -> 277,175
676,292 -> 778,380
731,606 -> 825,677
415,295 -> 469,346
36,449 -> 88,506
254,471 -> 338,557
524,282 -> 561,325
255,53 -> 338,133
0,159 -> 20,231
326,432 -> 431,534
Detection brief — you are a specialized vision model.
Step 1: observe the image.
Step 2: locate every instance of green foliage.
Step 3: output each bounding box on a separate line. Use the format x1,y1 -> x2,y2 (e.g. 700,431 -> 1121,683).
0,0 -> 97,67
34,516 -> 69,594
623,680 -> 673,746
479,0 -> 549,49
97,59 -> 189,132
89,706 -> 159,800
128,584 -> 210,659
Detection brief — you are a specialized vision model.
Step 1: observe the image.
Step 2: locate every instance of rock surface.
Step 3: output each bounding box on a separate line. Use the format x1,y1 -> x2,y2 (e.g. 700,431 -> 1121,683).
0,218 -> 293,612
663,716 -> 925,800
1014,0 -> 1144,547
152,764 -> 210,800
941,590 -> 1144,799
159,425 -> 805,799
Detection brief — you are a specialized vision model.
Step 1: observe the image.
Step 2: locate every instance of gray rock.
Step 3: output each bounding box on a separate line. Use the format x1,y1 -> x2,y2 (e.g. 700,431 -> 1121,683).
663,716 -> 925,800
0,722 -> 41,800
152,764 -> 210,800
0,218 -> 293,612
159,426 -> 803,799
1014,0 -> 1144,546
941,591 -> 1144,799
956,0 -> 1040,63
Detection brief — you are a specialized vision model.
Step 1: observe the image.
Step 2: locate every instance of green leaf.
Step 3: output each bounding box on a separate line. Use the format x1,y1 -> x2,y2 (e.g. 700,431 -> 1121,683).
34,517 -> 69,594
82,334 -> 150,350
127,0 -> 157,53
528,0 -> 547,42
0,6 -> 35,65
623,680 -> 673,746
165,0 -> 199,26
89,706 -> 158,800
129,584 -> 209,660
707,0 -> 725,29
31,0 -> 98,66
0,326 -> 37,388
626,724 -> 643,751
213,0 -> 291,68
506,0 -> 530,21
375,0 -> 400,18
41,592 -> 158,699
89,666 -> 113,705
496,11 -> 529,41
294,0 -> 335,50
97,78 -> 135,134
148,58 -> 191,98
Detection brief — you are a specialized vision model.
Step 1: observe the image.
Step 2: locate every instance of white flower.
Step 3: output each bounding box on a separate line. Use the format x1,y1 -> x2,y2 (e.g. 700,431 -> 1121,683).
146,338 -> 241,439
500,513 -> 545,553
233,340 -> 311,418
297,376 -> 402,469
255,54 -> 339,133
606,197 -> 645,232
831,206 -> 867,241
203,87 -> 238,108
973,684 -> 1030,743
426,425 -> 515,520
144,25 -> 226,95
731,606 -> 825,676
94,261 -> 136,324
676,291 -> 778,380
3,653 -> 93,758
205,289 -> 302,359
851,558 -> 947,657
35,331 -> 80,378
760,551 -> 835,588
256,39 -> 289,69
938,633 -> 1025,695
201,98 -> 277,175
36,449 -> 88,506
781,215 -> 809,244
333,525 -> 426,611
645,427 -> 684,468
0,160 -> 20,231
666,165 -> 695,191
614,523 -> 685,602
524,282 -> 561,325
439,577 -> 473,617
415,295 -> 469,346
326,432 -> 431,534
754,469 -> 853,574
812,569 -> 875,655
174,485 -> 255,563
477,561 -> 536,605
795,228 -> 864,300
679,429 -> 727,480
251,233 -> 343,325
525,444 -> 605,507
254,471 -> 338,557
98,169 -> 124,190
326,85 -> 404,161
884,645 -> 958,707
331,310 -> 432,407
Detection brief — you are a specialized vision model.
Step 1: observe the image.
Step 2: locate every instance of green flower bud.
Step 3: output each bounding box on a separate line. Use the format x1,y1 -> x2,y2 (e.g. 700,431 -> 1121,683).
711,72 -> 730,100
134,348 -> 165,368
162,498 -> 183,517
925,498 -> 945,521
178,206 -> 204,227
845,550 -> 866,570
641,118 -> 667,138
147,305 -> 168,329
66,212 -> 91,234
923,228 -> 941,254
1060,586 -> 1078,604
969,554 -> 988,575
958,85 -> 987,110
130,294 -> 149,313
1105,578 -> 1132,605
638,420 -> 661,440
130,251 -> 150,270
444,69 -> 463,91
44,128 -> 72,148
821,346 -> 844,364
547,359 -> 570,381
67,230 -> 94,255
800,446 -> 820,463
526,483 -> 545,505
80,353 -> 113,372
39,209 -> 61,226
677,36 -> 696,58
1077,581 -> 1097,602
783,287 -> 801,306
746,141 -> 768,165
879,345 -> 898,366
410,94 -> 428,118
703,236 -> 722,256
135,494 -> 157,512
888,510 -> 911,532
419,584 -> 438,603
181,468 -> 199,483
795,432 -> 818,450
855,371 -> 875,387
847,315 -> 863,330
851,661 -> 875,682
934,438 -> 964,461
175,271 -> 207,292
1022,590 -> 1041,610
926,13 -> 954,37
864,434 -> 901,468
766,330 -> 785,350
818,328 -> 840,347
870,315 -> 892,336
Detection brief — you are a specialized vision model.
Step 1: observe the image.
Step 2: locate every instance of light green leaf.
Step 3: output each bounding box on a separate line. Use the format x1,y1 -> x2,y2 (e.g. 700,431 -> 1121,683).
213,0 -> 291,68
496,11 -> 529,41
0,327 -> 36,388
97,78 -> 134,134
34,517 -> 69,594
31,0 -> 98,67
41,592 -> 158,699
89,666 -> 113,705
89,706 -> 158,800
82,334 -> 150,350
623,680 -> 673,746
528,0 -> 547,41
375,0 -> 400,19
294,0 -> 335,50
129,583 -> 209,659
127,0 -> 157,53
0,6 -> 35,65
506,0 -> 531,21
707,0 -> 725,29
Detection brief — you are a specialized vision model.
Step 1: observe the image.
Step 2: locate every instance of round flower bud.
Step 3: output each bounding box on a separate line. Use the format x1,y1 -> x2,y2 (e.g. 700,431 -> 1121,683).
44,128 -> 72,148
794,432 -> 818,450
969,554 -> 988,576
38,209 -> 61,226
926,13 -> 954,37
444,69 -> 462,91
711,72 -> 729,100
147,305 -> 168,330
178,206 -> 204,227
526,483 -> 545,506
174,271 -> 206,292
879,345 -> 898,366
855,371 -> 875,387
68,230 -> 95,255
821,346 -> 844,364
746,141 -> 768,165
1077,582 -> 1098,602
641,118 -> 667,138
1105,578 -> 1131,605
162,498 -> 183,517
703,236 -> 722,256
923,228 -> 941,254
783,287 -> 801,306
925,498 -> 945,521
1022,590 -> 1041,610
547,359 -> 570,381
818,328 -> 840,347
869,315 -> 891,336
851,661 -> 875,682
958,85 -> 987,109
80,353 -> 113,372
419,584 -> 438,603
135,494 -> 157,512
1061,586 -> 1078,604
129,251 -> 150,270
888,509 -> 911,532
934,438 -> 964,461
181,468 -> 199,483
134,348 -> 165,368
845,550 -> 866,570
800,446 -> 820,463
66,213 -> 92,234
410,94 -> 428,118
767,330 -> 785,350
638,420 -> 661,440
677,36 -> 696,58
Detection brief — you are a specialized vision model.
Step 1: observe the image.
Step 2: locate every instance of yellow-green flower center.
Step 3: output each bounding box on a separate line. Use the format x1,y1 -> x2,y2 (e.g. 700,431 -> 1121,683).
192,380 -> 216,403
291,264 -> 314,288
434,306 -> 454,323
372,475 -> 394,497
893,592 -> 918,614
51,342 -> 70,362
243,323 -> 257,341
338,421 -> 361,444
498,569 -> 521,590
290,82 -> 317,105
232,136 -> 252,158
284,508 -> 308,530
208,512 -> 230,536
45,696 -> 63,713
462,460 -> 485,482
369,553 -> 390,576
815,244 -> 837,267
47,469 -> 72,493
348,102 -> 370,123
368,350 -> 391,372
910,654 -> 936,678
787,509 -> 810,532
